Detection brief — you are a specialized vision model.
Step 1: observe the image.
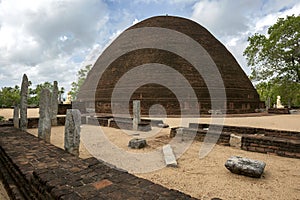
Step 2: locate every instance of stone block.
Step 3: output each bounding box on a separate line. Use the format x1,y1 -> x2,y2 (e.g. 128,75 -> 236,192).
158,123 -> 169,128
128,138 -> 147,149
162,144 -> 177,167
229,134 -> 241,148
225,156 -> 266,178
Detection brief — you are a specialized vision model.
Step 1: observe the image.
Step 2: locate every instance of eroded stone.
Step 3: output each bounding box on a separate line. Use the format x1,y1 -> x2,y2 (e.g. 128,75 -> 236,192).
225,156 -> 266,178
64,109 -> 81,156
128,138 -> 146,149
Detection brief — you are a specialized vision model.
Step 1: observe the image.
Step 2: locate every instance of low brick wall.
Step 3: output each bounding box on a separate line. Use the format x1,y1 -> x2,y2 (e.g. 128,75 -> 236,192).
0,127 -> 196,199
189,123 -> 300,139
186,123 -> 300,159
267,108 -> 290,114
170,127 -> 231,145
9,117 -> 67,128
241,135 -> 300,158
57,104 -> 72,115
86,116 -> 164,132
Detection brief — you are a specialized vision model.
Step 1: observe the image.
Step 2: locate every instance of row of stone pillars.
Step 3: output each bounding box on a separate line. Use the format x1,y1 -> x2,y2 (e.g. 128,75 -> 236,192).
13,74 -> 81,156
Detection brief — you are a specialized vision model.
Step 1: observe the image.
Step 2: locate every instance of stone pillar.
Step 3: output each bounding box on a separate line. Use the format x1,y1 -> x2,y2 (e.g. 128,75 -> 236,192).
13,105 -> 19,128
51,81 -> 59,126
38,89 -> 52,143
20,74 -> 29,131
64,109 -> 81,156
133,100 -> 141,131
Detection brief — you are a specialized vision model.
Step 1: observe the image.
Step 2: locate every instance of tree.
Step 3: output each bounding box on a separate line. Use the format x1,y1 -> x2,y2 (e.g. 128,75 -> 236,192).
28,82 -> 64,106
28,82 -> 53,106
0,85 -> 21,107
244,15 -> 300,106
70,64 -> 92,100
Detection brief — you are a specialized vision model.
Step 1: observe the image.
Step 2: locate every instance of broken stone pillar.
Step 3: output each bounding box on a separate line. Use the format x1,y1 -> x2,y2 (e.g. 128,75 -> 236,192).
133,100 -> 141,131
51,81 -> 59,126
38,89 -> 52,143
13,105 -> 19,128
225,156 -> 266,178
64,109 -> 81,156
20,74 -> 29,131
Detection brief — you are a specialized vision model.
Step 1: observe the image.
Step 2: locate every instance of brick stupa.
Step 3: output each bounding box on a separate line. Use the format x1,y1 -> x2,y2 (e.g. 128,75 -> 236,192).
77,16 -> 264,115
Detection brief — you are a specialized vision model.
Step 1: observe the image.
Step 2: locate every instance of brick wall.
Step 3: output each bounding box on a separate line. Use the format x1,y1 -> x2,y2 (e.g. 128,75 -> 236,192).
174,123 -> 300,159
241,135 -> 300,158
0,127 -> 197,199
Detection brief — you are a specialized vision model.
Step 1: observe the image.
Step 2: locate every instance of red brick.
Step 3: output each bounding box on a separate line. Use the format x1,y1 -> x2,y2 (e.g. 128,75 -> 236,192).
92,179 -> 113,190
255,147 -> 265,153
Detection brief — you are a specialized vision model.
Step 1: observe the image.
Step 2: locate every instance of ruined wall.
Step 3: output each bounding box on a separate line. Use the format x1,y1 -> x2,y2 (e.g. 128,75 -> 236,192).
0,127 -> 196,199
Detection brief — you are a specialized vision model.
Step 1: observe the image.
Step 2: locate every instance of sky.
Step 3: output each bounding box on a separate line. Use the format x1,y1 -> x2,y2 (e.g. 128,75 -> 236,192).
0,0 -> 299,93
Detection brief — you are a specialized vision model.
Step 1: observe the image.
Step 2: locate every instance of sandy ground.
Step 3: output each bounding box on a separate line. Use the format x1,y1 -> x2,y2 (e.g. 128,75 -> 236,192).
0,108 -> 300,199
0,181 -> 9,200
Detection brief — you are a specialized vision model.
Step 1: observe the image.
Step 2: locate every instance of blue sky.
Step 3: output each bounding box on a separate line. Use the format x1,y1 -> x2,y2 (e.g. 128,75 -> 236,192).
0,0 -> 299,92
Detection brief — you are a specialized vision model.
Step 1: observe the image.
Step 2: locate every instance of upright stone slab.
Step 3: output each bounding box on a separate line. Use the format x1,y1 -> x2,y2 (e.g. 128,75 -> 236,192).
133,100 -> 141,131
13,105 -> 19,128
64,109 -> 81,156
38,89 -> 52,143
51,81 -> 59,126
20,74 -> 29,131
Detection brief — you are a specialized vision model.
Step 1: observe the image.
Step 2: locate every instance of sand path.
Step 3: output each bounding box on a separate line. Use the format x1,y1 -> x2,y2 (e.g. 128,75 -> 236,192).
0,108 -> 299,199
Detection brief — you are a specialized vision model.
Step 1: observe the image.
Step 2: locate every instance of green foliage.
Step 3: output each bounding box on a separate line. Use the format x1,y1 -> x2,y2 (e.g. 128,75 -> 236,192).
244,15 -> 300,83
0,81 -> 64,108
28,81 -> 54,106
0,116 -> 5,121
244,15 -> 300,106
70,64 -> 92,100
0,85 -> 21,107
255,80 -> 300,107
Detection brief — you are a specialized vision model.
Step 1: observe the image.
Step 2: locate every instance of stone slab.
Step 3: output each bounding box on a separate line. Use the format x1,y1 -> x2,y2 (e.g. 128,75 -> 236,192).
163,144 -> 177,167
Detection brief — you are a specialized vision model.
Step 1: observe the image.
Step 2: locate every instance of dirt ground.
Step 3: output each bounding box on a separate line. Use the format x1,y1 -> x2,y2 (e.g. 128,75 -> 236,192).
0,108 -> 300,199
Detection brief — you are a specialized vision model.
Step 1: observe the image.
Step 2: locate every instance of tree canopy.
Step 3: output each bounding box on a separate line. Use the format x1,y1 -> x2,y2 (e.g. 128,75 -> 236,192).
243,15 -> 300,107
0,81 -> 64,107
70,64 -> 92,100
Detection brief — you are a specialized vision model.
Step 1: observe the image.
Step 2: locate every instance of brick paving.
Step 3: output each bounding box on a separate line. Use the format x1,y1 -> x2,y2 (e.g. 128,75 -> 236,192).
0,126 -> 197,199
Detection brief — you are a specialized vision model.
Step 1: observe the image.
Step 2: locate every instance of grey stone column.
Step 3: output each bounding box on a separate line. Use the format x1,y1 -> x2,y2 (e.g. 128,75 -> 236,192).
64,109 -> 81,156
38,89 -> 52,143
20,74 -> 29,131
13,105 -> 19,128
133,100 -> 141,131
51,81 -> 59,126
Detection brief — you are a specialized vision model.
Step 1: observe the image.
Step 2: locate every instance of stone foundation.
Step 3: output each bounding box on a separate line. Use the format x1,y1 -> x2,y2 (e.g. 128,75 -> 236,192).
171,123 -> 300,159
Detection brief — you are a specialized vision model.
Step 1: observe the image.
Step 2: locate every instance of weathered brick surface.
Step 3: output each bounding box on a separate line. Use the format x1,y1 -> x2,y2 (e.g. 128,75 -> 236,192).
242,135 -> 300,159
185,123 -> 300,159
189,123 -> 300,139
0,127 -> 197,199
170,127 -> 231,145
77,16 -> 264,115
87,116 -> 164,131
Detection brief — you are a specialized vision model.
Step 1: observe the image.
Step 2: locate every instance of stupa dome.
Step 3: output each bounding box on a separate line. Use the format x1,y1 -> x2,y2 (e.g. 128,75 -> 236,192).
77,16 -> 263,115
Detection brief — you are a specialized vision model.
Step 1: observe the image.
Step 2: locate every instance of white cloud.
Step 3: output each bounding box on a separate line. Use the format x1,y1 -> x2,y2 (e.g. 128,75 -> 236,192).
0,0 -> 109,91
1,0 -> 299,92
191,0 -> 300,72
